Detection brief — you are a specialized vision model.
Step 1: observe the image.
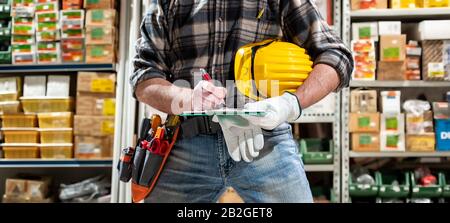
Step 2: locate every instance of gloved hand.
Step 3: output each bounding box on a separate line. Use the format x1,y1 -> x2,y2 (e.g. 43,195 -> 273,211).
191,80 -> 227,111
244,92 -> 301,130
213,115 -> 264,162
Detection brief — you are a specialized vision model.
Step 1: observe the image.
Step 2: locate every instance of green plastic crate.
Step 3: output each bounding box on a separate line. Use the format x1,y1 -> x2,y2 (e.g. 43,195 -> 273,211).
0,19 -> 10,39
349,174 -> 379,197
376,172 -> 410,198
411,171 -> 444,198
0,45 -> 11,64
299,139 -> 333,164
441,173 -> 450,198
0,1 -> 11,19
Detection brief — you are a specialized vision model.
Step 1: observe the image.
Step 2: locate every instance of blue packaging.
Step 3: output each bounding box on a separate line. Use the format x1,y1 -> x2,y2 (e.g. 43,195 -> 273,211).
436,118 -> 450,151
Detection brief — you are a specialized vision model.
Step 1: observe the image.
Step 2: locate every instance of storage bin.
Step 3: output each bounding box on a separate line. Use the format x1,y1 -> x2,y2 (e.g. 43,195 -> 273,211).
0,45 -> 11,64
0,20 -> 11,39
2,144 -> 39,159
299,139 -> 333,164
349,173 -> 379,197
37,112 -> 73,128
410,171 -> 444,198
376,172 -> 410,198
0,92 -> 18,102
39,128 -> 73,143
1,114 -> 37,127
0,101 -> 21,114
0,1 -> 11,19
2,129 -> 39,143
40,144 -> 73,159
20,97 -> 74,113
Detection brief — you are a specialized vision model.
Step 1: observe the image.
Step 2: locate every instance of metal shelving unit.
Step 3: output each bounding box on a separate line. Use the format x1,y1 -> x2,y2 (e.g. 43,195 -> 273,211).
0,64 -> 116,73
304,164 -> 335,172
341,1 -> 450,202
0,159 -> 113,168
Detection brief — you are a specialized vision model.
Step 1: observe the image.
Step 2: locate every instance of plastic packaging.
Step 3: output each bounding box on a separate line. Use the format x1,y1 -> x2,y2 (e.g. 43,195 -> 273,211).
403,100 -> 431,116
59,176 -> 110,202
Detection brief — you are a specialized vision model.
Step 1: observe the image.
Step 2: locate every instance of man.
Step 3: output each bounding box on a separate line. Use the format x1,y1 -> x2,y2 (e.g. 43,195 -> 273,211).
131,0 -> 353,202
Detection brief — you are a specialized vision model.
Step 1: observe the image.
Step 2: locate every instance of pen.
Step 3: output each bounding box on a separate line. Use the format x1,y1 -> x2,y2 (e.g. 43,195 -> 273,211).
200,69 -> 225,108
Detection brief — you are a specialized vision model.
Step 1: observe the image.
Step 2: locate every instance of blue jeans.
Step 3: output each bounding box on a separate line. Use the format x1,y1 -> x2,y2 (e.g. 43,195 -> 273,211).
145,123 -> 313,203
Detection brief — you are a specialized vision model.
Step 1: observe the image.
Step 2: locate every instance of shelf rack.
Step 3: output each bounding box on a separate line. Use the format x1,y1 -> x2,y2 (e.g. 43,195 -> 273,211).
0,64 -> 116,73
0,159 -> 113,168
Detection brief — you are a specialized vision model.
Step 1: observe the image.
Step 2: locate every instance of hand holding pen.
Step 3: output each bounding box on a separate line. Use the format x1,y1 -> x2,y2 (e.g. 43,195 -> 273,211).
190,69 -> 227,111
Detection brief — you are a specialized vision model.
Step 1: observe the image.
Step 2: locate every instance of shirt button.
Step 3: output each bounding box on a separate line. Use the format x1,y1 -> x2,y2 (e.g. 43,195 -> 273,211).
218,17 -> 223,22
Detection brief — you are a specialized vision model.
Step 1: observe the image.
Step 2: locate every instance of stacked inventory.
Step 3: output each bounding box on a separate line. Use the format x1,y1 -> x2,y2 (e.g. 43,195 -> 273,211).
0,0 -> 11,64
74,72 -> 115,159
84,1 -> 116,63
11,0 -> 35,64
35,0 -> 60,64
2,176 -> 51,202
0,77 -> 20,114
404,100 -> 435,151
60,9 -> 84,63
379,91 -> 405,151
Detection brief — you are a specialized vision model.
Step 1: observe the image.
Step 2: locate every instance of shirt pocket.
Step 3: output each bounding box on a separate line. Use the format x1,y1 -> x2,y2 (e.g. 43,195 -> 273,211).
239,0 -> 282,42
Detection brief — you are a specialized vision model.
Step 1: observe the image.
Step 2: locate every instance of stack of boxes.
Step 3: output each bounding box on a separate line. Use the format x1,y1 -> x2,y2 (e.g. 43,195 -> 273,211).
351,0 -> 450,9
351,39 -> 377,80
0,0 -> 11,64
405,101 -> 435,152
60,9 -> 85,63
84,1 -> 116,63
74,72 -> 116,159
35,0 -> 60,64
3,177 -> 51,203
11,0 -> 35,64
350,89 -> 380,151
379,91 -> 405,152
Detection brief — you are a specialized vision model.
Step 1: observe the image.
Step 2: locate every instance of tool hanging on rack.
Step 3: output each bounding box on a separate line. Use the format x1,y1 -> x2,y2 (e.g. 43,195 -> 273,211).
117,114 -> 181,203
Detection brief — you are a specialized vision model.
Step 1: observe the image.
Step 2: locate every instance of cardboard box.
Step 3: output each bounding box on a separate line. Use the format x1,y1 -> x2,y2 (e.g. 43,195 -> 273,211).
76,72 -> 116,93
421,40 -> 450,80
0,77 -> 20,93
352,22 -> 378,41
25,179 -> 49,200
62,50 -> 85,63
401,0 -> 419,7
351,89 -> 377,113
86,9 -> 116,26
380,35 -> 406,61
76,92 -> 116,116
5,179 -> 27,197
61,28 -> 85,38
381,91 -> 401,114
12,44 -> 34,54
37,51 -> 60,64
381,113 -> 405,133
351,40 -> 377,80
46,75 -> 71,97
74,135 -> 113,158
35,2 -> 59,13
351,0 -> 388,10
12,53 -> 36,64
37,31 -> 60,42
86,26 -> 115,45
390,0 -> 401,8
349,112 -> 380,133
433,102 -> 449,119
405,41 -> 422,80
63,0 -> 83,9
36,11 -> 59,23
5,177 -> 50,200
352,133 -> 380,152
12,34 -> 35,45
62,38 -> 85,51
377,61 -> 406,80
74,115 -> 115,136
24,76 -> 46,97
37,21 -> 58,32
380,131 -> 405,152
406,111 -> 434,134
406,134 -> 435,152
302,93 -> 336,115
84,0 -> 115,9
86,44 -> 115,63
418,20 -> 450,40
378,21 -> 401,35
435,118 -> 450,151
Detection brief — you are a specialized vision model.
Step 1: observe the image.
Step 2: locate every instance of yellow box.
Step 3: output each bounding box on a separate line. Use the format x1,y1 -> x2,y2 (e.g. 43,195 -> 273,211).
0,92 -> 19,102
77,72 -> 116,93
2,145 -> 39,159
0,101 -> 21,114
406,134 -> 435,152
74,115 -> 115,136
37,112 -> 73,128
1,114 -> 37,127
390,0 -> 402,7
416,0 -> 450,7
39,128 -> 73,144
401,0 -> 419,7
40,144 -> 73,159
2,129 -> 39,143
20,97 -> 74,113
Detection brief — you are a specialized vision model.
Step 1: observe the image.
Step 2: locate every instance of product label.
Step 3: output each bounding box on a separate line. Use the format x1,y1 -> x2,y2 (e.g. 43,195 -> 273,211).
428,63 -> 445,78
383,47 -> 400,60
91,27 -> 104,39
359,135 -> 372,145
87,0 -> 100,4
385,117 -> 398,131
359,27 -> 371,39
102,99 -> 116,116
358,117 -> 371,128
91,46 -> 104,57
92,10 -> 104,22
91,78 -> 114,93
386,135 -> 399,148
101,120 -> 114,134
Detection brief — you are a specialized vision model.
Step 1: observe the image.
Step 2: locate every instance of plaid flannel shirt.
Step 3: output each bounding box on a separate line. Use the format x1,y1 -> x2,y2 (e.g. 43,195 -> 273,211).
131,0 -> 353,93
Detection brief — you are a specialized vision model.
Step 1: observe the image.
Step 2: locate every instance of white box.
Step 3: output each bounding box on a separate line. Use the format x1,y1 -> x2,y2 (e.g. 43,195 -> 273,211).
0,77 -> 19,93
380,131 -> 405,152
380,113 -> 405,133
24,76 -> 47,97
418,20 -> 450,40
46,75 -> 70,97
302,93 -> 336,115
381,91 -> 401,114
378,21 -> 401,35
352,22 -> 379,41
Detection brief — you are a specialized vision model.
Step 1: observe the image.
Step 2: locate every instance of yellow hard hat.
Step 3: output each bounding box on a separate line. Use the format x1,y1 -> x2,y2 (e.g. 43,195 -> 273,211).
234,39 -> 313,100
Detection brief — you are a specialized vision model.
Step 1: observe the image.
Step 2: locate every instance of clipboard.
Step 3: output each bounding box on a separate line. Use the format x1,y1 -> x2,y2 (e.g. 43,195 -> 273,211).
180,108 -> 267,117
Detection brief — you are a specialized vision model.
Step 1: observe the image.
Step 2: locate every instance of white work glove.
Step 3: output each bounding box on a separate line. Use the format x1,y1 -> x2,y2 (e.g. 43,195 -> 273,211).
212,115 -> 264,162
244,92 -> 301,130
191,80 -> 227,111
